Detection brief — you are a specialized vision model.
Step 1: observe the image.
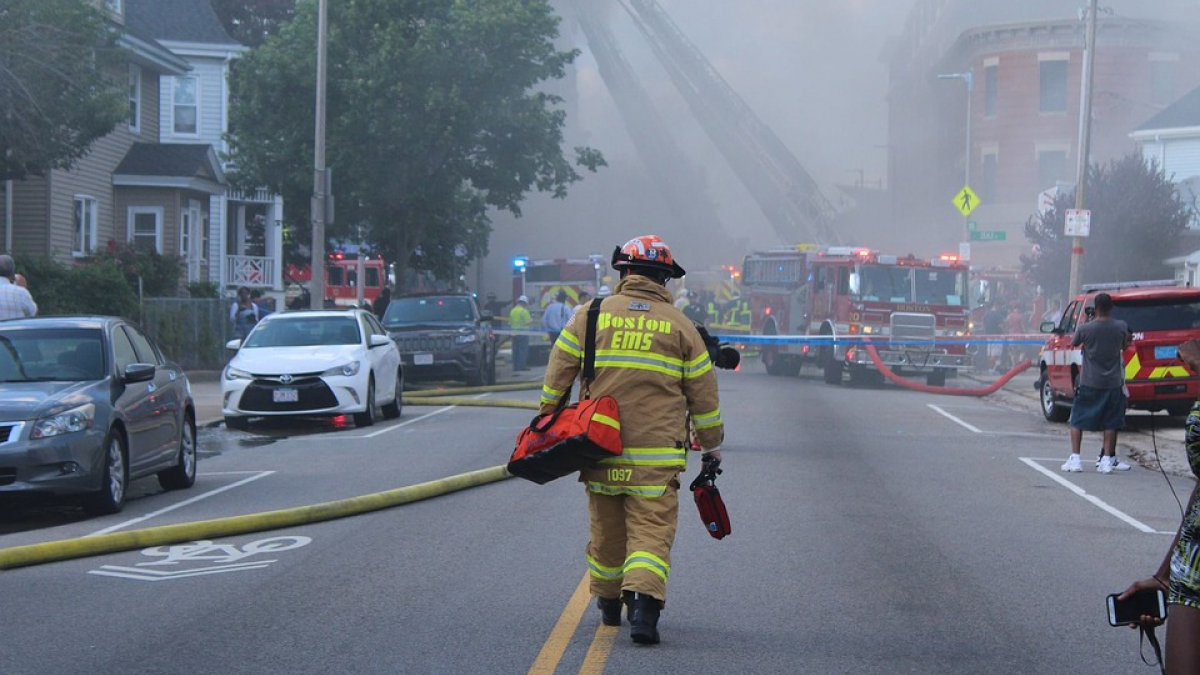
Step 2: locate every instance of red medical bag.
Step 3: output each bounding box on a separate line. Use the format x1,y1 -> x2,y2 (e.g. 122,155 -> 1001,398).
507,396 -> 622,484
689,456 -> 731,540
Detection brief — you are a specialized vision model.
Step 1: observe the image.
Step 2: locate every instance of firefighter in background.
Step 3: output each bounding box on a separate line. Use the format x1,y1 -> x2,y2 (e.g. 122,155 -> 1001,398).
509,295 -> 532,371
539,235 -> 724,645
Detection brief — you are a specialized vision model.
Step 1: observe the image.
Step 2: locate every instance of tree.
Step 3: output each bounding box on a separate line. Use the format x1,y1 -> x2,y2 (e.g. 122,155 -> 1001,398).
226,0 -> 604,289
209,0 -> 296,48
1022,153 -> 1192,297
0,0 -> 126,180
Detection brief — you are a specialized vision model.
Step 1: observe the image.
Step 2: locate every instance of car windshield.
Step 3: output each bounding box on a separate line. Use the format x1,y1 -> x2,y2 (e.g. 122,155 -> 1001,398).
857,265 -> 913,302
383,297 -> 475,325
0,327 -> 105,382
1111,298 -> 1200,332
243,316 -> 361,347
914,269 -> 965,306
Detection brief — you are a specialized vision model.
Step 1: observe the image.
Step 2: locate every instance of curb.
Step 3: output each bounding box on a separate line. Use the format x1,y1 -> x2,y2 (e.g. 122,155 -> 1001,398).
0,465 -> 512,570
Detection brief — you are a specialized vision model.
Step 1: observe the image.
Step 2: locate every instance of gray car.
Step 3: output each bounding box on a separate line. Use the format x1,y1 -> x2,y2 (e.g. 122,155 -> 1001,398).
382,293 -> 497,386
0,317 -> 197,514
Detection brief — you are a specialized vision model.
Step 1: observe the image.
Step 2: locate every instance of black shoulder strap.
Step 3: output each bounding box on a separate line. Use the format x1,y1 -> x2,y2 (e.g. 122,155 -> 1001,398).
581,298 -> 603,395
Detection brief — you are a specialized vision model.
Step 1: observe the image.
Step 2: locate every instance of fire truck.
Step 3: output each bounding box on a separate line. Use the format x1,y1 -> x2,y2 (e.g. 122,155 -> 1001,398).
285,254 -> 389,308
512,255 -> 606,362
742,246 -> 972,385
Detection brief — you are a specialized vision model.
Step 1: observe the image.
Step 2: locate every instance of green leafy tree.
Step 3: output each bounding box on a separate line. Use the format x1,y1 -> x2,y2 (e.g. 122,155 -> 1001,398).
210,0 -> 296,48
0,0 -> 126,180
227,0 -> 604,290
1022,153 -> 1192,296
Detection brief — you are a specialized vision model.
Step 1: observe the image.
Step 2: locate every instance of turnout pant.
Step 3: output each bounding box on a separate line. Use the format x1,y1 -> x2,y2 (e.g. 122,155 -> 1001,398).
585,484 -> 679,603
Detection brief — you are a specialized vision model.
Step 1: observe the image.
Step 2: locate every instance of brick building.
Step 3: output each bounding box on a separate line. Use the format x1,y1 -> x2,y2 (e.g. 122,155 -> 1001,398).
882,0 -> 1200,268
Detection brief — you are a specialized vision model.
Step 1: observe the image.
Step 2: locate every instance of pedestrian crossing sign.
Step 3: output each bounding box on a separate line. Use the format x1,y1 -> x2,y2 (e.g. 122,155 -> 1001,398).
953,186 -> 980,217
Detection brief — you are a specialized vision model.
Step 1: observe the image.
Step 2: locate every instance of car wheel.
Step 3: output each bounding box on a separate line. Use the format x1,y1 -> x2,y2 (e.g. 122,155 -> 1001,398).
225,415 -> 249,431
763,347 -> 784,376
84,430 -> 128,515
466,356 -> 486,387
158,415 -> 197,490
1041,372 -> 1070,423
382,368 -> 403,419
354,375 -> 377,427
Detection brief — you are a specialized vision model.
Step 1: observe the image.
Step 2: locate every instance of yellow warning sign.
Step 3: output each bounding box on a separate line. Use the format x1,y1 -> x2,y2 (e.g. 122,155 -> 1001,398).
953,185 -> 980,217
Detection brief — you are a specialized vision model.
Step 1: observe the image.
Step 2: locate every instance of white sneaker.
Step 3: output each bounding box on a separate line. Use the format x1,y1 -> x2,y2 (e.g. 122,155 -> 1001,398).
1109,457 -> 1132,471
1061,454 -> 1083,472
1098,456 -> 1114,474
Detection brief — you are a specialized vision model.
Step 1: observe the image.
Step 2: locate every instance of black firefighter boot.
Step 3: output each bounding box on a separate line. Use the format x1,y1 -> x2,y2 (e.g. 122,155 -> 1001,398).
597,597 -> 623,626
626,592 -> 662,644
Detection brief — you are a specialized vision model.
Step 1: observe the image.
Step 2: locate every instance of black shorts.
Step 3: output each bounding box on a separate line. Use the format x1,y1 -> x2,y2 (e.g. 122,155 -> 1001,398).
1068,385 -> 1126,431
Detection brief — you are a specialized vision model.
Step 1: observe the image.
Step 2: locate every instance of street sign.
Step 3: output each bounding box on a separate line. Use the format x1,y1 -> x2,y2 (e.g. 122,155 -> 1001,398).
953,185 -> 980,217
959,242 -> 971,262
968,230 -> 1007,241
1065,209 -> 1091,237
967,220 -> 978,232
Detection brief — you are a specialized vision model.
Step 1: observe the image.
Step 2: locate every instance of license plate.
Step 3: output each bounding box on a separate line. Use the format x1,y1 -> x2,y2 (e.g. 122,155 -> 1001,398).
414,353 -> 433,366
1155,345 -> 1179,360
273,388 -> 299,403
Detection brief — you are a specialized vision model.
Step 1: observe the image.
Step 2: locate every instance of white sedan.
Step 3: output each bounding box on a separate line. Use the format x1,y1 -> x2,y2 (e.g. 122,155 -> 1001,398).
221,309 -> 402,430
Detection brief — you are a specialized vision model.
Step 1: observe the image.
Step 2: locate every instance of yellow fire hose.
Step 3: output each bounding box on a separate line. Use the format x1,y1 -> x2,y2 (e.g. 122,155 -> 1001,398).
0,381 -> 545,570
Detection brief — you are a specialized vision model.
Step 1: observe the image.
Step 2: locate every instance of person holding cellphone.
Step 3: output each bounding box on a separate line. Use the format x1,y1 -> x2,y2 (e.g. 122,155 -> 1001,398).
1119,338 -> 1200,673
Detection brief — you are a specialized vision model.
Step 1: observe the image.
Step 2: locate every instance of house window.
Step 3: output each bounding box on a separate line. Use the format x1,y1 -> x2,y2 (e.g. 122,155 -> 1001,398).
173,76 -> 199,135
200,212 -> 209,261
981,152 -> 998,202
1039,57 -> 1068,113
105,0 -> 122,13
127,64 -> 141,133
128,207 -> 162,253
180,201 -> 204,260
983,64 -> 997,117
73,196 -> 97,257
1038,150 -> 1069,189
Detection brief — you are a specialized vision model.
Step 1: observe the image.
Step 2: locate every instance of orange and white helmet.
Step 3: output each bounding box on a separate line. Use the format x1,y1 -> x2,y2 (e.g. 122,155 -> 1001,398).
611,235 -> 686,279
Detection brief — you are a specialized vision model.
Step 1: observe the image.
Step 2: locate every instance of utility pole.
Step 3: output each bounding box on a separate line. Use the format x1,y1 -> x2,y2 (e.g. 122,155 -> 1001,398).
937,69 -> 974,257
309,0 -> 328,309
1068,0 -> 1099,298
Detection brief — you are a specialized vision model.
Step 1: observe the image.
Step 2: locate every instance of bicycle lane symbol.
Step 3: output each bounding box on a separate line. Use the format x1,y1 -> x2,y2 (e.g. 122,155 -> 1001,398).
87,536 -> 312,582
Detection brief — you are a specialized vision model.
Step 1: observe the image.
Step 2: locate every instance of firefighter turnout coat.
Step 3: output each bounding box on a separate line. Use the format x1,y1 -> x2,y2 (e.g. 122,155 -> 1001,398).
539,275 -> 724,601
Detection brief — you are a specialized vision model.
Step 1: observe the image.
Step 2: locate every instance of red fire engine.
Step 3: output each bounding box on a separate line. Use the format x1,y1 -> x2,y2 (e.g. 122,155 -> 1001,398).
742,246 -> 972,385
512,256 -> 606,361
285,254 -> 388,307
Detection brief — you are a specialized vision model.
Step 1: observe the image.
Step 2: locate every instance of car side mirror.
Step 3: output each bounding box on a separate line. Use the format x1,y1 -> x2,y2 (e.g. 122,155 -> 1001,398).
369,334 -> 392,349
123,363 -> 155,384
1039,321 -> 1063,335
225,339 -> 242,351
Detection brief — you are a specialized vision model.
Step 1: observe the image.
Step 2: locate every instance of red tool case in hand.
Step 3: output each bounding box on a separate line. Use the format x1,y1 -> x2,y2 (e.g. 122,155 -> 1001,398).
507,299 -> 621,484
689,456 -> 731,539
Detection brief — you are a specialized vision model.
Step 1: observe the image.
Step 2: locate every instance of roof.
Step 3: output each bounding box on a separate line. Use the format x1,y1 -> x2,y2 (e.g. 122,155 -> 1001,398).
1081,286 -> 1200,302
114,141 -> 225,178
1134,85 -> 1200,134
125,0 -> 241,47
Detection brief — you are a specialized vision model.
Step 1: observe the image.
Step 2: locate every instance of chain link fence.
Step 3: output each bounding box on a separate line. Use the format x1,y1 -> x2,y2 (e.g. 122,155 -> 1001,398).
141,299 -> 232,371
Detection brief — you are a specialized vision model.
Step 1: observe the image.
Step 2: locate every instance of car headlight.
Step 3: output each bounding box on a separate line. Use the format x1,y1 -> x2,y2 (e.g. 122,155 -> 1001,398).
224,366 -> 252,381
322,361 -> 361,377
456,333 -> 478,344
32,403 -> 95,439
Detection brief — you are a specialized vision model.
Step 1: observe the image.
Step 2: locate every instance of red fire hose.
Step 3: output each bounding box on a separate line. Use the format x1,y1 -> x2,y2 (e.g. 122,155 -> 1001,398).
863,344 -> 1031,396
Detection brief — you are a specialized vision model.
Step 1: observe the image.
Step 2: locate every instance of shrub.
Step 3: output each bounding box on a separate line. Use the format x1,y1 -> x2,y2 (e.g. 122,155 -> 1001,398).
91,241 -> 183,298
186,281 -> 221,298
16,255 -> 139,319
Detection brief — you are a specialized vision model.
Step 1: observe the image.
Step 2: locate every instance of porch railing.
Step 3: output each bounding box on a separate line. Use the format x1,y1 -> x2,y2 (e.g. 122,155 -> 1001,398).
225,255 -> 274,288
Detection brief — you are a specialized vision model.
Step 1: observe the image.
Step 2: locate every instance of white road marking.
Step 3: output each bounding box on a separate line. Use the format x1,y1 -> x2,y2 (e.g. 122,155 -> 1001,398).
86,471 -> 275,537
928,404 -> 983,433
925,404 -> 1053,438
89,561 -> 274,581
1018,458 -> 1173,534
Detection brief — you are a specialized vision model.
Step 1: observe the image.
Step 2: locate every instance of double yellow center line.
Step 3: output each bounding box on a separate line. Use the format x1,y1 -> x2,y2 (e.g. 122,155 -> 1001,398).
527,574 -> 620,675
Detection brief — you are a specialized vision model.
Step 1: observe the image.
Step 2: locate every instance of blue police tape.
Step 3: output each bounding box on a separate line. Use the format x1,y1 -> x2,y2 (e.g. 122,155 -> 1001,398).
492,327 -> 1045,347
712,334 -> 1046,347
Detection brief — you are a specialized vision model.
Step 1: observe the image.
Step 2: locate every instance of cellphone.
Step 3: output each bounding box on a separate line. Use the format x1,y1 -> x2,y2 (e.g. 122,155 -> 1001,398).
1107,588 -> 1167,627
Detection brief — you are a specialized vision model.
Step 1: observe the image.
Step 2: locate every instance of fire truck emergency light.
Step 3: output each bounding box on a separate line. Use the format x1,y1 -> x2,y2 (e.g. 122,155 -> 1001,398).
513,256 -> 529,270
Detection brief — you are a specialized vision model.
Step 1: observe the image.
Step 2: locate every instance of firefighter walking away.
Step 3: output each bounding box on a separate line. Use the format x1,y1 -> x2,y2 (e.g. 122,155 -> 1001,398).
538,235 -> 724,645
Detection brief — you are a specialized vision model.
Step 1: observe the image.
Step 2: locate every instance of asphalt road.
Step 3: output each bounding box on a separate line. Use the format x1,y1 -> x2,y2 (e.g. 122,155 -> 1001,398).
0,358 -> 1193,674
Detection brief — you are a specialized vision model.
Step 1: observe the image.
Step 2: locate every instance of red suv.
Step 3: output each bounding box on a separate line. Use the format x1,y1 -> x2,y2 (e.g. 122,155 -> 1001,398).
1037,281 -> 1200,422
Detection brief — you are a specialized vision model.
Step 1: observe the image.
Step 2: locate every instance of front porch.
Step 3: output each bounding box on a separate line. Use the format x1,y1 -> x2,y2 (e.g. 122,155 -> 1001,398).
222,188 -> 283,291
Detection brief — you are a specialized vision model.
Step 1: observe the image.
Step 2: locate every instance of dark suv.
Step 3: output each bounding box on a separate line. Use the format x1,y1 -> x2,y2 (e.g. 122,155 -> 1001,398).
382,293 -> 497,386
